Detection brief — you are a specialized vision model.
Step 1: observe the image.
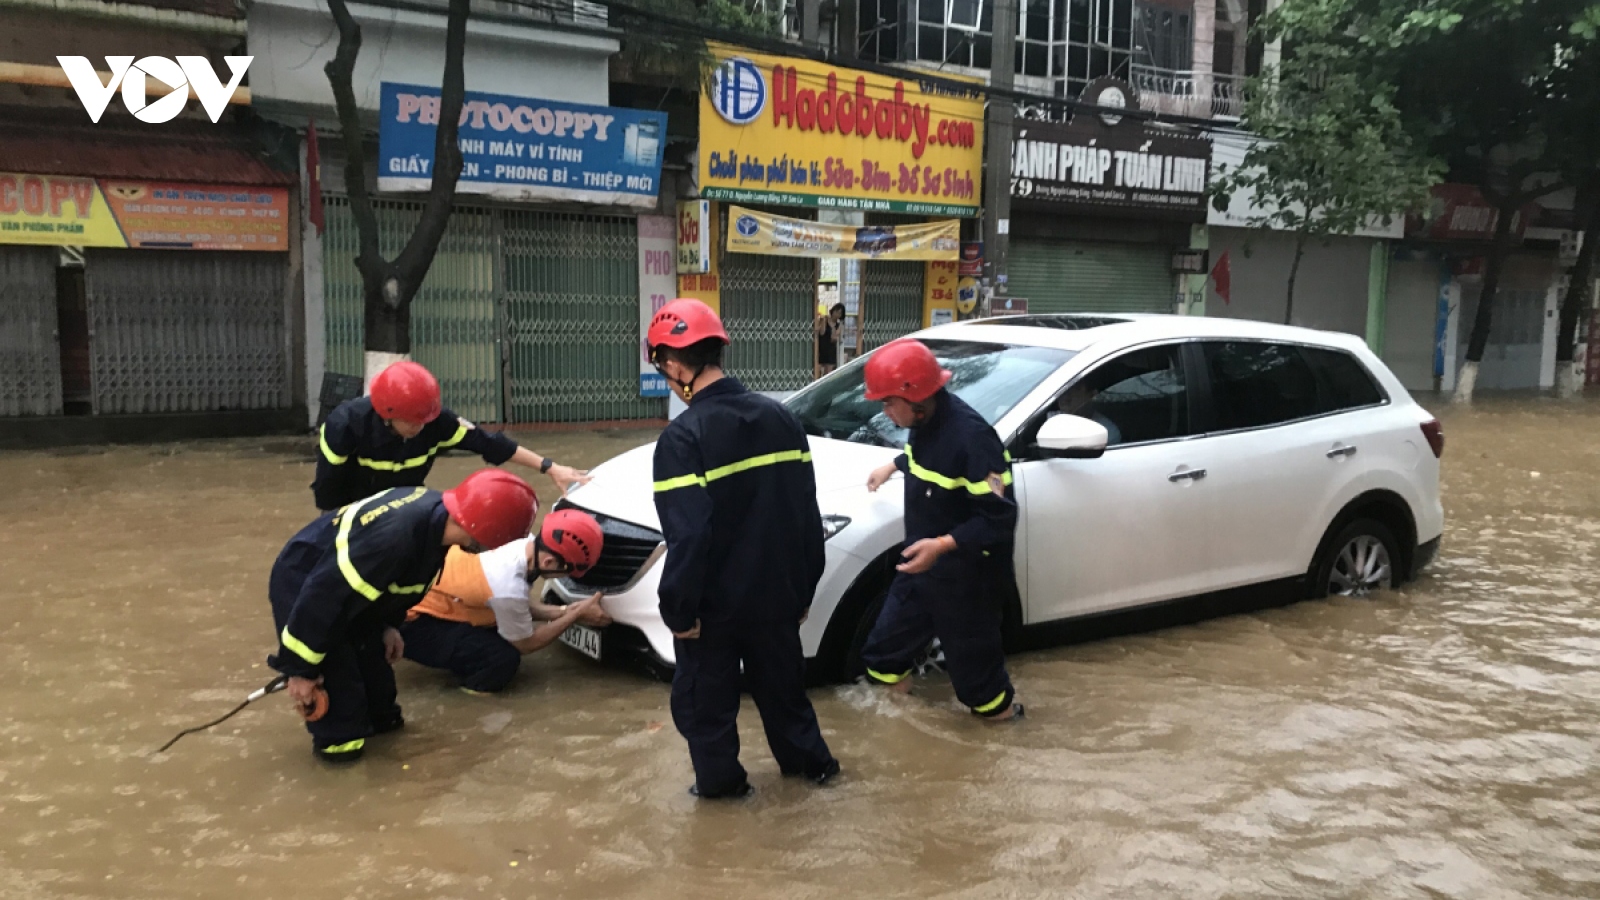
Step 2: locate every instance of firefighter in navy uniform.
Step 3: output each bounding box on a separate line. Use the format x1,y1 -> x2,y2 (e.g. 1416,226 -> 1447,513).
313,360 -> 588,511
648,298 -> 839,799
860,339 -> 1023,721
268,469 -> 537,762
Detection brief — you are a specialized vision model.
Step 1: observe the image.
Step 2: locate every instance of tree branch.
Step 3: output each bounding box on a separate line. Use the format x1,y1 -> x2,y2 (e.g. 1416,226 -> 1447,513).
324,0 -> 383,278
394,0 -> 471,287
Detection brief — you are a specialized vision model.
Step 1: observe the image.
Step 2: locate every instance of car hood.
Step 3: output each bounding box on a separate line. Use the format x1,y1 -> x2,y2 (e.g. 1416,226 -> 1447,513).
560,436 -> 901,529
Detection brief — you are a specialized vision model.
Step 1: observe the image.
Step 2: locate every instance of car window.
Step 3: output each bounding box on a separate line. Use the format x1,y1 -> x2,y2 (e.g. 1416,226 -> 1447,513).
1015,344 -> 1191,454
1203,341 -> 1320,430
1301,346 -> 1385,412
787,339 -> 1075,448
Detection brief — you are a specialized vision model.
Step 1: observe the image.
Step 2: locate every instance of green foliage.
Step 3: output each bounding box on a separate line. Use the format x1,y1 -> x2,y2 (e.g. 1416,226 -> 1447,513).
1258,0 -> 1594,199
1209,51 -> 1442,243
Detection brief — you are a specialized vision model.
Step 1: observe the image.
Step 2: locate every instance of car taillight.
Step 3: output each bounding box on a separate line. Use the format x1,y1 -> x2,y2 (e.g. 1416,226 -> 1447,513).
1420,419 -> 1444,458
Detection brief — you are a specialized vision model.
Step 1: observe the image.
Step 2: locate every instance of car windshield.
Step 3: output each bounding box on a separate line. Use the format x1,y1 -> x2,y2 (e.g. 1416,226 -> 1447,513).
787,339 -> 1075,447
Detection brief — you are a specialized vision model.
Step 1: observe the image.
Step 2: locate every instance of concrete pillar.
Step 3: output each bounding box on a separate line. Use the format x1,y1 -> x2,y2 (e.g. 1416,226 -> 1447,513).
1192,0 -> 1216,118
1184,223 -> 1209,316
1366,241 -> 1389,354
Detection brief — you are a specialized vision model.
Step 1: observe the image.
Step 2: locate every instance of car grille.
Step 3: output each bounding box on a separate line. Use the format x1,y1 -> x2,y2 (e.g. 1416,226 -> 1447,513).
554,501 -> 663,590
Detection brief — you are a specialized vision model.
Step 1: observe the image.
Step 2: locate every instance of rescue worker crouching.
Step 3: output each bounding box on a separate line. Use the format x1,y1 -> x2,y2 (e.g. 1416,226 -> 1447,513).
267,469 -> 537,762
649,298 -> 840,799
860,339 -> 1024,722
401,509 -> 611,694
313,360 -> 590,511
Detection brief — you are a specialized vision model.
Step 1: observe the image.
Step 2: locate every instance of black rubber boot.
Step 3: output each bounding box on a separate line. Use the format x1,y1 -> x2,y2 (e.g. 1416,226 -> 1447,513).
688,781 -> 754,800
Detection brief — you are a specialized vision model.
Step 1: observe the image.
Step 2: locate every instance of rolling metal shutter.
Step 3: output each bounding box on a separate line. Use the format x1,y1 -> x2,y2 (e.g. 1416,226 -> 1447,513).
720,252 -> 816,392
1007,239 -> 1175,314
0,246 -> 62,417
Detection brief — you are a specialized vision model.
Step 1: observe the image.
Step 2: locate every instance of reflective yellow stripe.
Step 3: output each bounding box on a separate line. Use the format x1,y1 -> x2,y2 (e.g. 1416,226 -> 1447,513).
653,473 -> 707,493
319,425 -> 348,465
336,497 -> 382,601
439,422 -> 469,449
904,446 -> 1013,495
973,690 -> 1010,715
319,739 -> 365,755
705,449 -> 811,483
654,449 -> 814,493
280,627 -> 326,665
387,583 -> 429,595
867,668 -> 912,685
354,423 -> 468,471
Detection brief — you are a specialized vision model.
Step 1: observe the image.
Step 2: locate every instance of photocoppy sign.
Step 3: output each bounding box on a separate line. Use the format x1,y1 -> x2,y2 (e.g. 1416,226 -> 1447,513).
698,45 -> 984,216
378,83 -> 667,208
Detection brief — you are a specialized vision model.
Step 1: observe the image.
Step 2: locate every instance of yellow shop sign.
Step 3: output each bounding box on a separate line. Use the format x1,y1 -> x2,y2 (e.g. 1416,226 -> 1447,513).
699,45 -> 984,216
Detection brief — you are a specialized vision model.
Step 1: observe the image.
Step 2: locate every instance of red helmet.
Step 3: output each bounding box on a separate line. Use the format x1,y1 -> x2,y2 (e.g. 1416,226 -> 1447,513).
863,339 -> 951,402
442,469 -> 538,549
539,509 -> 604,577
369,361 -> 442,424
648,299 -> 729,352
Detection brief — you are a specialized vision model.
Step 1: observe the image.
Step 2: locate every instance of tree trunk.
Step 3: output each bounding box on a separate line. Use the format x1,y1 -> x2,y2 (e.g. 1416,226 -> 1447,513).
324,0 -> 471,383
1285,230 -> 1307,326
1454,196 -> 1519,404
1555,179 -> 1599,399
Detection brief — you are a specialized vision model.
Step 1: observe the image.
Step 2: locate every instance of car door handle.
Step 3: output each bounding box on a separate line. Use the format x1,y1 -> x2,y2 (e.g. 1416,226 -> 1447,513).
1168,468 -> 1207,483
1326,445 -> 1358,459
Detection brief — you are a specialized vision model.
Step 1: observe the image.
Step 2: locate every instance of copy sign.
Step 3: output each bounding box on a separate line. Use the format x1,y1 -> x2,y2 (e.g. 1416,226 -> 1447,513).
379,83 -> 667,208
639,216 -> 676,398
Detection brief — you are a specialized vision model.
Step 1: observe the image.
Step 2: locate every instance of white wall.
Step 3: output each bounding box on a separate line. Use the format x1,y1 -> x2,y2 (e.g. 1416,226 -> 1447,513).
1208,226 -> 1375,336
249,0 -> 618,112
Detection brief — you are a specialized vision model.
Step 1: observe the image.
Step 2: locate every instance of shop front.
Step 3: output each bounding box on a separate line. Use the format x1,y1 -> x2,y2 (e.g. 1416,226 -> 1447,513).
0,116 -> 297,434
1007,82 -> 1210,315
318,82 -> 669,425
687,46 -> 981,392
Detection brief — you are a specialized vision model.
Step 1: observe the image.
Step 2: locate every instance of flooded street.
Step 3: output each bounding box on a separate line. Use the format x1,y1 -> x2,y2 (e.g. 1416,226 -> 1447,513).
3,402 -> 1600,900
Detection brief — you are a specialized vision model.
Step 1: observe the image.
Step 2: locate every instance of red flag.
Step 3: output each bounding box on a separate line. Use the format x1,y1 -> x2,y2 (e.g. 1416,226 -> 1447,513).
306,118 -> 325,236
1210,250 -> 1231,305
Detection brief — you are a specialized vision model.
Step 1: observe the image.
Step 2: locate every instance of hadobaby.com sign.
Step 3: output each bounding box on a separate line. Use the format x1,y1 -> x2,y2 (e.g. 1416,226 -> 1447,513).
697,44 -> 984,216
57,56 -> 251,123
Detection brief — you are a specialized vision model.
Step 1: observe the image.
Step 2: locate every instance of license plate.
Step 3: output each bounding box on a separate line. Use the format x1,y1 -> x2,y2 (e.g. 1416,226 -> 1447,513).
560,624 -> 602,661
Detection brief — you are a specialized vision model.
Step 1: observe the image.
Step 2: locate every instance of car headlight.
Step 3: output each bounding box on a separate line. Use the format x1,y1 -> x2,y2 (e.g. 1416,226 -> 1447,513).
821,515 -> 852,541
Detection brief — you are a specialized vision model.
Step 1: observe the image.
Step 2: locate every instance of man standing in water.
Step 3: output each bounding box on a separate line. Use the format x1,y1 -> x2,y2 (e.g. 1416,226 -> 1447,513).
861,339 -> 1023,721
648,298 -> 839,799
268,469 -> 537,762
313,360 -> 589,510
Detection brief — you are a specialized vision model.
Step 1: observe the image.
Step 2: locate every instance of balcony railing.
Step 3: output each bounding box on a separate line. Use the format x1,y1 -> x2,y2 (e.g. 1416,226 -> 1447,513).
1129,64 -> 1247,120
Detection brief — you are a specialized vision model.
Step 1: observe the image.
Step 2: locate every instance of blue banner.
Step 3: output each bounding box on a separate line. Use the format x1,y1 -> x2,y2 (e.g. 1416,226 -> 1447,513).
378,83 -> 666,208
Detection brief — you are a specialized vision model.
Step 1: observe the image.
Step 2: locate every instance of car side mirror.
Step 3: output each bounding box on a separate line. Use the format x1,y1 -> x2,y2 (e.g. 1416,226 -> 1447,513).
1036,414 -> 1108,459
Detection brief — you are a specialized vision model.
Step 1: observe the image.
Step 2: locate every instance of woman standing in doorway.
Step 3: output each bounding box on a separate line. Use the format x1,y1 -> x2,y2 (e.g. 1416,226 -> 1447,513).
814,303 -> 847,378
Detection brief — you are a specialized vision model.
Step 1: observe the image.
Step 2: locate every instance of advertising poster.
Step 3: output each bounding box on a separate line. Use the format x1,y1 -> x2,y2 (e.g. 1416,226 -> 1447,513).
676,200 -> 711,274
379,83 -> 667,208
0,172 -> 288,250
725,205 -> 958,260
638,215 -> 676,398
698,44 -> 983,216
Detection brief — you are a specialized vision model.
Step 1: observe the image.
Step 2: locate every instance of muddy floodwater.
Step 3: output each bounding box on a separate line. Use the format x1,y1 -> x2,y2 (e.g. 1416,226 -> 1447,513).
3,403 -> 1600,899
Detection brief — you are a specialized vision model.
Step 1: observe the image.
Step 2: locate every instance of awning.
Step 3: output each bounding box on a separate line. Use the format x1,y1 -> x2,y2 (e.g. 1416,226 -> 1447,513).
0,108 -> 295,186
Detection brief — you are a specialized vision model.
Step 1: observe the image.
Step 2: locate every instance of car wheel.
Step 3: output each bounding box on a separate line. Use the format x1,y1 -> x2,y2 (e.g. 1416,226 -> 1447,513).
1312,518 -> 1399,599
840,588 -> 888,680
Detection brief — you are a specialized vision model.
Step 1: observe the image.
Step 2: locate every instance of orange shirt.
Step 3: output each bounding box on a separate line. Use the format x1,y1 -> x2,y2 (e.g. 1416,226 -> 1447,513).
408,546 -> 498,627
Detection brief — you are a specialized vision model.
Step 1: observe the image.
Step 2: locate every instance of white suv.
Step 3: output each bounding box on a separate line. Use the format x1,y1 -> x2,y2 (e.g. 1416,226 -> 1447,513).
545,314 -> 1445,681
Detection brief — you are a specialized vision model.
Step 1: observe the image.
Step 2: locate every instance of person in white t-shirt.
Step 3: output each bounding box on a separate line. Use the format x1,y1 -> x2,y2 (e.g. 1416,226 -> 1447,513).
400,509 -> 609,694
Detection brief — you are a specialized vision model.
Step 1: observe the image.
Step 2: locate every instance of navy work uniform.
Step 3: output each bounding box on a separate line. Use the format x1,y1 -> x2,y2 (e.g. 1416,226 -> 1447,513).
313,397 -> 519,511
653,377 -> 838,795
268,487 -> 451,759
861,389 -> 1019,717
